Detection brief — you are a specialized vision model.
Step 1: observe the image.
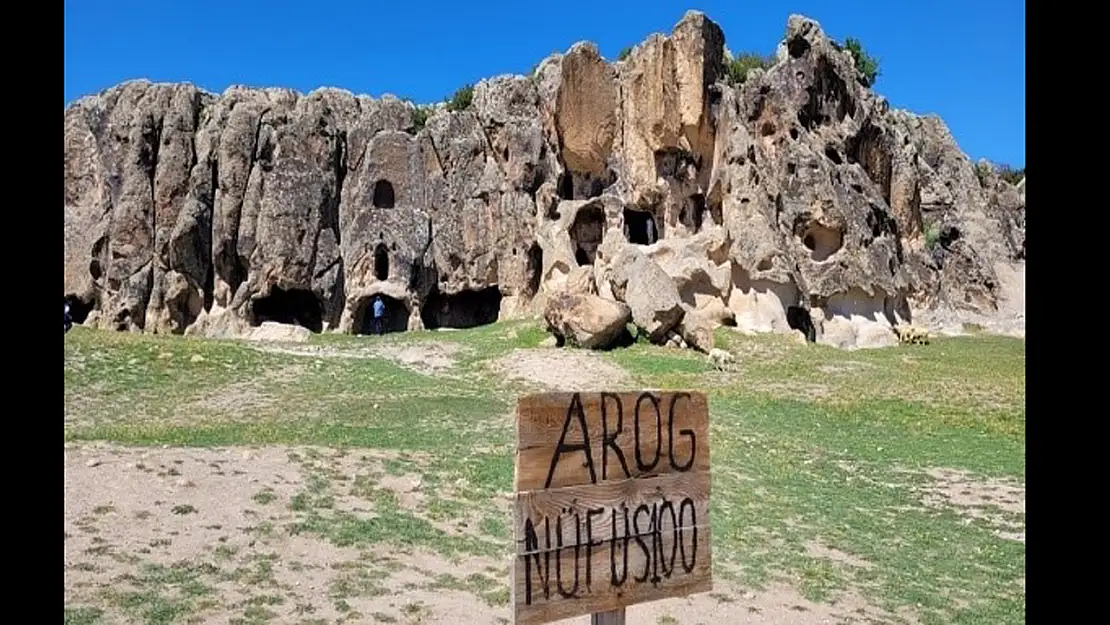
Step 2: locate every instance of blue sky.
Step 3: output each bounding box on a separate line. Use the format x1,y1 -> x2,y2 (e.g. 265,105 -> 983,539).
64,0 -> 1025,168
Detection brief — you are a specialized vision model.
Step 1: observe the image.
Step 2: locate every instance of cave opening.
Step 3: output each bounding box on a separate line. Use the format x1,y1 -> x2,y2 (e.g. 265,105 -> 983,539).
64,294 -> 94,325
421,286 -> 503,330
251,287 -> 324,333
571,204 -> 606,265
622,208 -> 658,245
801,224 -> 844,262
354,294 -> 409,335
558,173 -> 574,200
938,226 -> 961,250
525,243 -> 543,297
374,244 -> 390,281
372,179 -> 395,209
687,193 -> 707,232
786,305 -> 816,342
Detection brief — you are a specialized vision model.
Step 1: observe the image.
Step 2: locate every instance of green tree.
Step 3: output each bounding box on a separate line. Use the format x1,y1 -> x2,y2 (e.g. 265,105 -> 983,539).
843,37 -> 880,87
445,84 -> 474,112
727,52 -> 775,85
617,46 -> 633,61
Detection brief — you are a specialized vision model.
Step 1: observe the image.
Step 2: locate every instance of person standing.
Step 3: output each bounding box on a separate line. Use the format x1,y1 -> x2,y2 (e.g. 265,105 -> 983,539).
372,295 -> 386,335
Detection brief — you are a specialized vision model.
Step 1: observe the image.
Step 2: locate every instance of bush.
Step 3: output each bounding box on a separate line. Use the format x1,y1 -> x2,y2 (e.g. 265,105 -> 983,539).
842,37 -> 880,87
617,46 -> 632,61
995,164 -> 1025,185
975,160 -> 1025,186
727,52 -> 775,85
445,84 -> 474,112
411,106 -> 431,133
924,225 -> 941,250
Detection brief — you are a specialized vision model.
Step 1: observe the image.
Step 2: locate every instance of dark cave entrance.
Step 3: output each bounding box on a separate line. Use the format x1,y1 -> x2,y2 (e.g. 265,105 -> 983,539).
680,193 -> 707,232
64,294 -> 93,325
355,294 -> 409,335
421,286 -> 503,330
251,287 -> 324,333
373,179 -> 396,209
374,244 -> 390,281
571,204 -> 606,265
525,243 -> 543,297
786,306 -> 816,343
622,208 -> 658,245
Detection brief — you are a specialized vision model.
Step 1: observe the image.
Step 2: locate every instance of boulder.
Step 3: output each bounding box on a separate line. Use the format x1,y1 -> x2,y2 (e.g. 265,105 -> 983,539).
543,292 -> 631,349
607,246 -> 685,342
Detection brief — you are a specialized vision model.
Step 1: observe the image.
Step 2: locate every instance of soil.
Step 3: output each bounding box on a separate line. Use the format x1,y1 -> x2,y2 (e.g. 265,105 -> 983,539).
65,443 -> 915,625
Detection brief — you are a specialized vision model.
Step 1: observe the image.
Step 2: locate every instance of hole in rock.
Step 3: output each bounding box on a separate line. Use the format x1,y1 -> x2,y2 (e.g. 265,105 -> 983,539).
373,180 -> 395,209
64,294 -> 93,325
355,294 -> 409,335
525,243 -> 543,297
203,263 -> 214,312
687,194 -> 707,232
790,128 -> 799,140
374,244 -> 390,281
558,172 -> 574,200
708,194 -> 723,227
760,122 -> 776,137
89,260 -> 103,281
786,305 -> 816,342
801,224 -> 843,262
421,286 -> 502,330
623,208 -> 658,245
787,163 -> 796,175
788,36 -> 811,58
251,287 -> 323,333
824,145 -> 843,164
571,204 -> 606,265
938,226 -> 961,250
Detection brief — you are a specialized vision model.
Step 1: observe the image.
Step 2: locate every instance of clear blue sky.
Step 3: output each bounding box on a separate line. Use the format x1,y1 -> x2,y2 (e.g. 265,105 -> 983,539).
64,0 -> 1025,168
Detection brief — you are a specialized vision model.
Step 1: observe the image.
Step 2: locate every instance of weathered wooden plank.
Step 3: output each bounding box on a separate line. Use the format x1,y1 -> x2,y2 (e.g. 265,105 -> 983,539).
515,391 -> 710,491
513,471 -> 711,554
511,519 -> 713,625
512,390 -> 714,625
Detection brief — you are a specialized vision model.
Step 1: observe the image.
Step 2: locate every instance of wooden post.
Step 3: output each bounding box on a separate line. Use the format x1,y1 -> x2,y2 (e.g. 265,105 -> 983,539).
511,391 -> 713,625
591,608 -> 626,625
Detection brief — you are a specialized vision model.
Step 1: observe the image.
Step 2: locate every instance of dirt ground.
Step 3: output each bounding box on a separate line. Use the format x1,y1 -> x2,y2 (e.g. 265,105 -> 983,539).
65,443 -> 912,625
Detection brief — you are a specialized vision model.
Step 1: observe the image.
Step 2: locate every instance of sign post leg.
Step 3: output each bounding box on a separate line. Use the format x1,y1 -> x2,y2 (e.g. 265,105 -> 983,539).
591,609 -> 626,625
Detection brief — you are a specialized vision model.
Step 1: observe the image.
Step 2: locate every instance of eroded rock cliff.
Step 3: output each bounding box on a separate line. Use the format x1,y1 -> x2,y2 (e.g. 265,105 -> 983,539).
63,12 -> 1025,348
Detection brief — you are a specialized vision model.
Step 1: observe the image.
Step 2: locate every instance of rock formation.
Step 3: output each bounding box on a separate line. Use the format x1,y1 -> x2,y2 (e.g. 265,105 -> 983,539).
63,12 -> 1026,350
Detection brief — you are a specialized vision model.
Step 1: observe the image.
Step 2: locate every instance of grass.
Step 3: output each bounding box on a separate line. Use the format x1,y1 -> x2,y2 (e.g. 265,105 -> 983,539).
64,319 -> 1024,624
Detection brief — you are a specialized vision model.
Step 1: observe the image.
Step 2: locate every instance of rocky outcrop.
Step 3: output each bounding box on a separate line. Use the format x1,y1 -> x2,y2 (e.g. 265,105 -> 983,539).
63,11 -> 1025,349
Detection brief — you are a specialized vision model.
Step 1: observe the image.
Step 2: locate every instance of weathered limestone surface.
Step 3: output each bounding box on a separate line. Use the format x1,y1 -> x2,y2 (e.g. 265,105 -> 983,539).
63,11 -> 1025,349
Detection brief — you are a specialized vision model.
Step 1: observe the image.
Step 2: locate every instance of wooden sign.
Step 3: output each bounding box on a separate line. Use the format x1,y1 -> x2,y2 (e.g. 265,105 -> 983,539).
512,391 -> 712,625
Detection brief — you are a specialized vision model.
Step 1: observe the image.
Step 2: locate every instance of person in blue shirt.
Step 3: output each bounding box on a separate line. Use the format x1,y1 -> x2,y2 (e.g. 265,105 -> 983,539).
372,295 -> 386,335
65,301 -> 73,333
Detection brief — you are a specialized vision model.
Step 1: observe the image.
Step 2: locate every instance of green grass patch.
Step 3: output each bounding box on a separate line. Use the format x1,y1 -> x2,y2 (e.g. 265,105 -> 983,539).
64,321 -> 1024,623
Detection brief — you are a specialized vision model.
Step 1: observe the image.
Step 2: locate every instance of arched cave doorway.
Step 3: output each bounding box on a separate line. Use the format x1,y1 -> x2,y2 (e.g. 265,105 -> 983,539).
251,287 -> 324,333
786,305 -> 816,343
354,294 -> 409,335
570,205 -> 605,265
421,286 -> 503,330
622,208 -> 658,245
373,180 -> 395,209
64,294 -> 93,325
525,243 -> 543,297
374,244 -> 390,281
